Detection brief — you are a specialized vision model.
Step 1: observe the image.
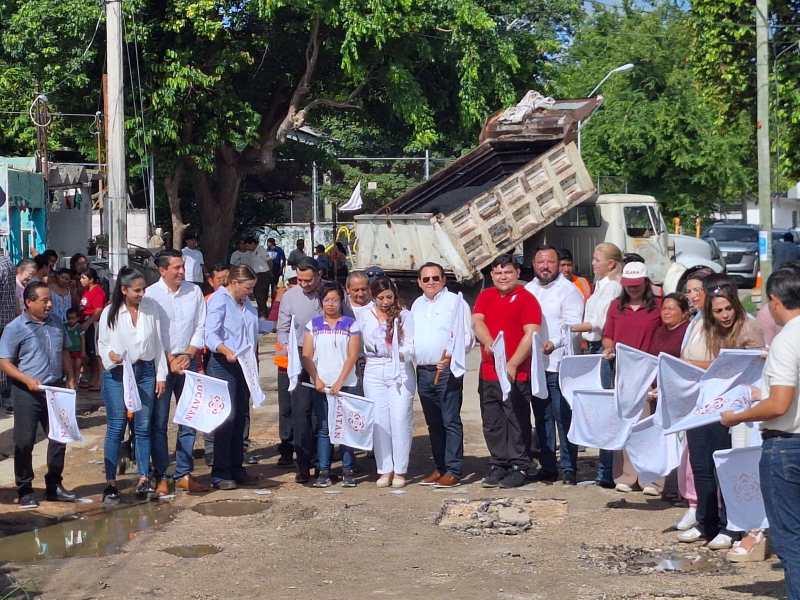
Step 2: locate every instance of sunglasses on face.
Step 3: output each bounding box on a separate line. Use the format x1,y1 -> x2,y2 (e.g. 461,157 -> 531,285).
421,276 -> 441,283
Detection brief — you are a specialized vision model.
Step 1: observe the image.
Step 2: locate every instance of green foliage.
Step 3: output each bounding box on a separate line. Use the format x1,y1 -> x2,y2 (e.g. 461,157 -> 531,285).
548,2 -> 755,219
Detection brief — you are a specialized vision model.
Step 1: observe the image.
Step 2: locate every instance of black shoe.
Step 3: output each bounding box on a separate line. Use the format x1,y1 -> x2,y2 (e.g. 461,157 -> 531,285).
313,470 -> 332,488
45,485 -> 77,502
234,470 -> 260,486
499,466 -> 528,489
212,479 -> 237,490
341,469 -> 356,488
532,470 -> 559,483
135,479 -> 154,498
563,472 -> 577,486
482,466 -> 507,488
19,493 -> 38,509
596,479 -> 615,489
295,469 -> 311,484
277,454 -> 294,467
102,485 -> 121,505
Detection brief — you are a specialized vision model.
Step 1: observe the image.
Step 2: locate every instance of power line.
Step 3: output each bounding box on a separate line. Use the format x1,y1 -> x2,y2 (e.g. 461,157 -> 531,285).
44,2 -> 104,96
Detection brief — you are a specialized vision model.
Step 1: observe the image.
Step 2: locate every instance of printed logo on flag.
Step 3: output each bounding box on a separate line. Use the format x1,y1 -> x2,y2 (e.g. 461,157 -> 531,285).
733,473 -> 760,503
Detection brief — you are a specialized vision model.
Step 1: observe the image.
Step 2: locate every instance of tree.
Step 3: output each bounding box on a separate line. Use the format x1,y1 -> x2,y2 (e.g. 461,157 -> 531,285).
547,2 -> 755,220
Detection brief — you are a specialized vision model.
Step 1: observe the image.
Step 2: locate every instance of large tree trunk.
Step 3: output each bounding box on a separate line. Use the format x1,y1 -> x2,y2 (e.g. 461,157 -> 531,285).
164,161 -> 187,250
192,151 -> 242,266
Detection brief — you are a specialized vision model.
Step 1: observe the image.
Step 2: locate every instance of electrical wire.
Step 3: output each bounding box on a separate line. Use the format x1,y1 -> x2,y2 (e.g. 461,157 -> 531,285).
122,9 -> 150,208
44,1 -> 104,96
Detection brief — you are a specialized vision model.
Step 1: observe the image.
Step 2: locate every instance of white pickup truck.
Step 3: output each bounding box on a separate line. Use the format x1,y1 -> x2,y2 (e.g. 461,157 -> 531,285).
352,92 -> 709,291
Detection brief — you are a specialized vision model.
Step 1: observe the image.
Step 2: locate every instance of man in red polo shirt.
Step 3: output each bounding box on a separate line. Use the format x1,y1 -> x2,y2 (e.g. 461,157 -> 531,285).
473,255 -> 542,488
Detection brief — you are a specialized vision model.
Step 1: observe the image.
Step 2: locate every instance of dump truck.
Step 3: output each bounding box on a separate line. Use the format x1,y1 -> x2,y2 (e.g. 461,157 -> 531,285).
352,92 -> 687,289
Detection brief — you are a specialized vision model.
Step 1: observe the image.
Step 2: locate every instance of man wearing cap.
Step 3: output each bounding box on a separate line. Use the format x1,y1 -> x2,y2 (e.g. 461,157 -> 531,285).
525,245 -> 585,485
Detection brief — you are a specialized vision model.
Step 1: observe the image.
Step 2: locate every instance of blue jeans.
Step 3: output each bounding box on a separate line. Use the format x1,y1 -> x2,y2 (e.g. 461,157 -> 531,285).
416,366 -> 464,478
206,354 -> 250,483
152,359 -> 197,480
102,361 -> 156,480
761,436 -> 800,600
312,388 -> 355,472
533,372 -> 577,475
588,341 -> 615,483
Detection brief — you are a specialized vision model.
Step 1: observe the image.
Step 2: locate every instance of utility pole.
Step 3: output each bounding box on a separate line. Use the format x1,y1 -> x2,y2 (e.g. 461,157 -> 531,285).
310,161 -> 318,248
756,0 -> 772,284
33,92 -> 50,184
106,0 -> 128,274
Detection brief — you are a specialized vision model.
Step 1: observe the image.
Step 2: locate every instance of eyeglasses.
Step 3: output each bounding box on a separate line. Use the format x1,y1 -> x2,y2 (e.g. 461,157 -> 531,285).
421,276 -> 441,283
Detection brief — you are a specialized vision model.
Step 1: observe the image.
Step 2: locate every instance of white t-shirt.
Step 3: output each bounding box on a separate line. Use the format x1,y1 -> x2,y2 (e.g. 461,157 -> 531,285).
761,314 -> 800,434
306,315 -> 361,387
182,247 -> 205,283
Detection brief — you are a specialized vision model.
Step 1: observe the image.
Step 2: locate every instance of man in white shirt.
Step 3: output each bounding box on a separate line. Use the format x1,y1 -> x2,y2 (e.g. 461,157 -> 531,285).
181,234 -> 205,285
230,239 -> 252,269
146,249 -> 208,494
346,270 -> 373,396
247,237 -> 273,318
410,262 -> 473,488
525,245 -> 585,485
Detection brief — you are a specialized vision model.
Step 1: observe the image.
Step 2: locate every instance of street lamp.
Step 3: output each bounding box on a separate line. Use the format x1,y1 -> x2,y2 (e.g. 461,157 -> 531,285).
578,63 -> 635,152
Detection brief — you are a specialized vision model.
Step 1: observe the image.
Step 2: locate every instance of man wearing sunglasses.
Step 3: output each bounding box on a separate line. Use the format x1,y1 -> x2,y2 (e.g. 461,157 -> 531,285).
410,262 -> 473,488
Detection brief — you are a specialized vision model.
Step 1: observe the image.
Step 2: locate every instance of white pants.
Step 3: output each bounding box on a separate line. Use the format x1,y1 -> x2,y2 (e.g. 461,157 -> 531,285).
363,359 -> 415,475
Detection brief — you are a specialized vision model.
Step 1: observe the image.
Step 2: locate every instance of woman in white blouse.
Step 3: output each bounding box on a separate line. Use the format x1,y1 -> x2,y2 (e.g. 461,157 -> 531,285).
98,267 -> 168,504
360,276 -> 415,488
569,242 -> 622,488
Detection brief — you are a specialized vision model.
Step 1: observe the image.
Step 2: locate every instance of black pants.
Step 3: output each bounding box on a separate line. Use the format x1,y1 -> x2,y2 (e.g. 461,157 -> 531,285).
13,383 -> 65,496
479,379 -> 532,471
206,354 -> 250,482
277,368 -> 293,456
292,369 -> 324,472
687,422 -> 732,539
254,271 -> 272,317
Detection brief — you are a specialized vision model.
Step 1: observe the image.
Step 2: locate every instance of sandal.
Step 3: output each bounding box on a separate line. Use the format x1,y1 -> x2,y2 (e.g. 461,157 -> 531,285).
726,530 -> 768,562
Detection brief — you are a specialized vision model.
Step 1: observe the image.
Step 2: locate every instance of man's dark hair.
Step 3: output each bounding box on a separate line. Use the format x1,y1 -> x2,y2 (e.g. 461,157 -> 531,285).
267,237 -> 276,244
315,244 -> 325,254
184,233 -> 197,242
417,261 -> 445,278
296,256 -> 320,273
246,236 -> 257,245
34,254 -> 50,270
490,254 -> 519,270
156,249 -> 183,269
56,267 -> 72,277
558,248 -> 574,262
23,281 -> 49,304
42,249 -> 58,262
208,263 -> 230,276
534,244 -> 559,258
767,267 -> 800,310
296,239 -> 305,248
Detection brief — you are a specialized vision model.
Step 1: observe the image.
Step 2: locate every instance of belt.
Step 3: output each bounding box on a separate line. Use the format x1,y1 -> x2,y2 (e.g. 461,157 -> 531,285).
762,429 -> 800,440
417,364 -> 439,371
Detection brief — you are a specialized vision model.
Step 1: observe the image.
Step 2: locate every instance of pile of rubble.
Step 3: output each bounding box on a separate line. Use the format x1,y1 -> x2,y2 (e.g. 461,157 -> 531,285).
436,497 -> 566,536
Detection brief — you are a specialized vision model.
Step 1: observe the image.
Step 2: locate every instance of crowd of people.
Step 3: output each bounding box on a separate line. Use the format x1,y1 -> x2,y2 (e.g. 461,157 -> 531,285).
0,237 -> 797,599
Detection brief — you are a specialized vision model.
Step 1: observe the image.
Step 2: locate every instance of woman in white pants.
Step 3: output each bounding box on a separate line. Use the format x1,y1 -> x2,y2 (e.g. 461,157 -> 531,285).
360,276 -> 415,488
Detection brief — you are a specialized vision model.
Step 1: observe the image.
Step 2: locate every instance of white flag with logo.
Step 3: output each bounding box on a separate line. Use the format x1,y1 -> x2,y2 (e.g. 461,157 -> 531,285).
654,353 -> 705,430
326,390 -> 375,450
122,354 -> 142,412
698,349 -> 765,407
448,293 -> 467,379
338,181 -> 363,212
41,386 -> 82,443
625,414 -> 682,485
664,384 -> 753,434
491,331 -> 512,401
560,324 -> 576,358
530,332 -> 548,399
287,315 -> 302,392
559,354 -> 605,407
615,343 -> 657,419
173,371 -> 232,434
237,345 -> 266,408
568,389 -> 636,450
714,447 -> 768,531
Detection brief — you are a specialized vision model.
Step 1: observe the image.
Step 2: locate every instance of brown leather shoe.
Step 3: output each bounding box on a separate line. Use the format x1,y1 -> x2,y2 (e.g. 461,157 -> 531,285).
433,473 -> 461,488
154,478 -> 170,497
418,470 -> 443,486
176,475 -> 209,493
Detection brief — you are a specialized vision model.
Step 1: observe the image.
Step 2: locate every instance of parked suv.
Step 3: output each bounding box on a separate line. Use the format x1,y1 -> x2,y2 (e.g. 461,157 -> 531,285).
702,223 -> 759,287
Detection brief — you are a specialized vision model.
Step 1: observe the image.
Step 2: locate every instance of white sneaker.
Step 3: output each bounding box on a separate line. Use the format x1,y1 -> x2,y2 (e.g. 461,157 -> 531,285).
678,527 -> 703,543
642,485 -> 660,496
708,533 -> 733,550
376,473 -> 393,488
615,483 -> 633,493
391,475 -> 406,488
676,507 -> 697,531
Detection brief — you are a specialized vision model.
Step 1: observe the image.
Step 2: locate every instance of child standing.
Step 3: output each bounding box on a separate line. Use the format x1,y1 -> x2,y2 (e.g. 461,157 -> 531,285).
64,308 -> 83,388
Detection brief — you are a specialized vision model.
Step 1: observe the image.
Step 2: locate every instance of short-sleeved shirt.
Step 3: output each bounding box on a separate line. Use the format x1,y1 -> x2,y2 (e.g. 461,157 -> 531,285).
64,323 -> 82,352
80,285 -> 106,322
0,312 -> 67,383
648,321 -> 689,358
473,286 -> 542,382
761,314 -> 800,433
306,315 -> 361,387
602,299 -> 662,352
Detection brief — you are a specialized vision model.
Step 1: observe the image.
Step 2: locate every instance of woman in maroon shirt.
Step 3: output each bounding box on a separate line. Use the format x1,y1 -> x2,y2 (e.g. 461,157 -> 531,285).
648,293 -> 690,358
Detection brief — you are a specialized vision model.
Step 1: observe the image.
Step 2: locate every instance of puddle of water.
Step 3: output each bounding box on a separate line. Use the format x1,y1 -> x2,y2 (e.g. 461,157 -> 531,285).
161,544 -> 221,558
192,499 -> 270,517
0,502 -> 179,563
653,555 -> 721,573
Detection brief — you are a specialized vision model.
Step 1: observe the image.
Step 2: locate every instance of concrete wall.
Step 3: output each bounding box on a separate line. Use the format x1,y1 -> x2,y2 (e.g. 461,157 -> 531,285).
91,208 -> 149,248
47,187 -> 93,258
